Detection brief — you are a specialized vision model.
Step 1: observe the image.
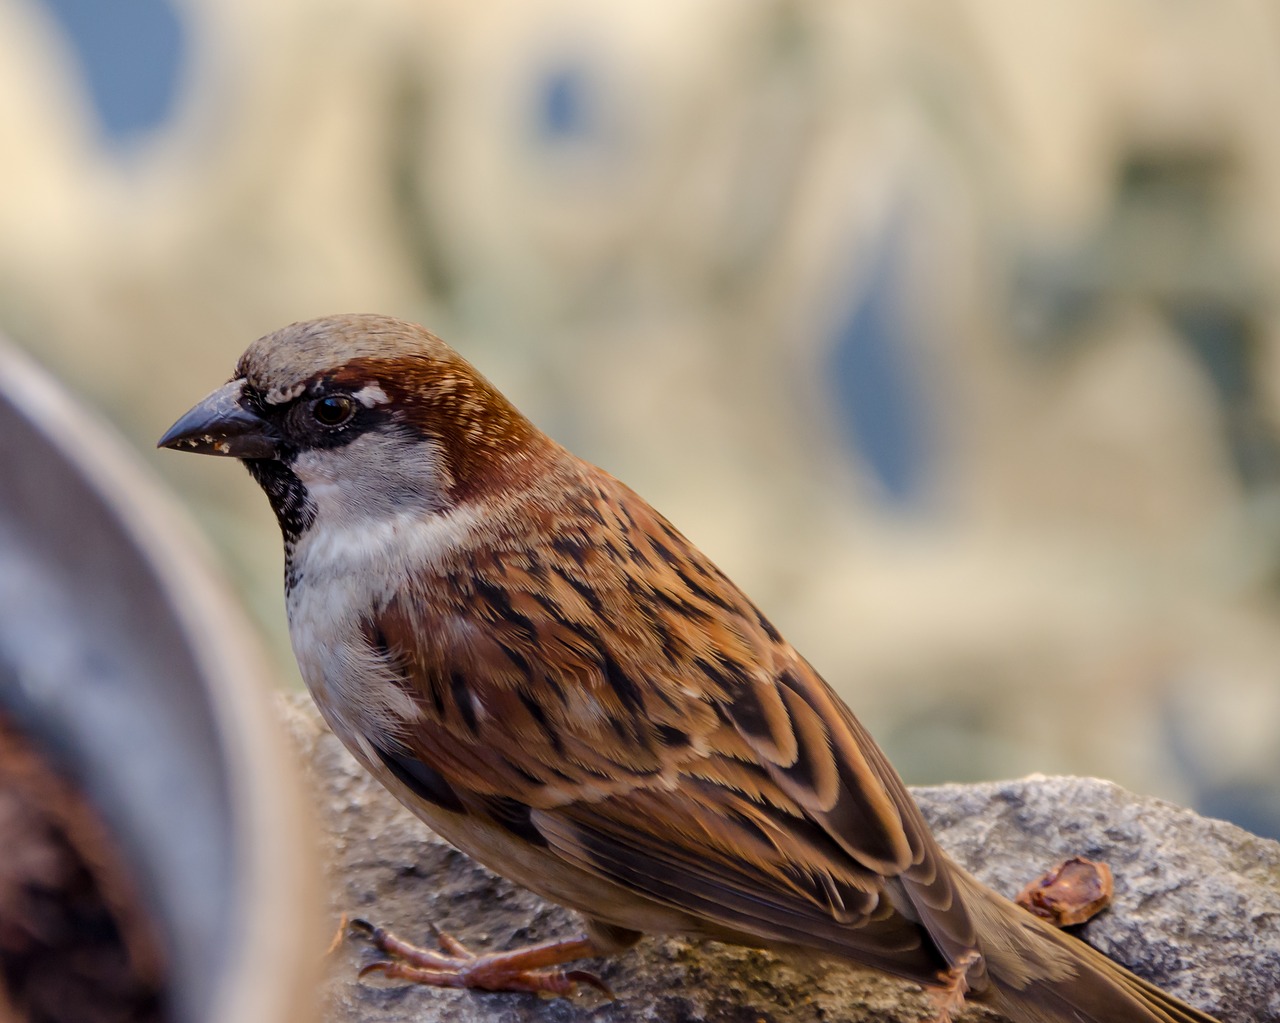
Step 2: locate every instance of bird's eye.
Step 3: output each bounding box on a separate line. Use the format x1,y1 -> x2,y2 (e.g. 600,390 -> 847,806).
312,394 -> 355,427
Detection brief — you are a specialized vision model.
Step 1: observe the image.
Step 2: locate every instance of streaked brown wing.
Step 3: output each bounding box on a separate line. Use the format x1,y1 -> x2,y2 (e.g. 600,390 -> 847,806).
372,471 -> 983,987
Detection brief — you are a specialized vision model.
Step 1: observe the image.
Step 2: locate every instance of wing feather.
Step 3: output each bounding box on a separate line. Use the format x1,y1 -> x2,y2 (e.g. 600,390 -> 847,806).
370,472 -> 982,987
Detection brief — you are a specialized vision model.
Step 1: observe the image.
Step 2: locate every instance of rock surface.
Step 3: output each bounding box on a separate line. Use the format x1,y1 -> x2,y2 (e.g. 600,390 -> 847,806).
280,694 -> 1279,1023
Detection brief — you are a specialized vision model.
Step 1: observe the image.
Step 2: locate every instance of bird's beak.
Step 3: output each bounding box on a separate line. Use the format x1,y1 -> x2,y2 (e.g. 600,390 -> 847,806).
157,379 -> 280,459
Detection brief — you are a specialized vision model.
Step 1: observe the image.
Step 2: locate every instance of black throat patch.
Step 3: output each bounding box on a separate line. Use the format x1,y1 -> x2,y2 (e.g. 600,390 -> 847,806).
244,457 -> 315,576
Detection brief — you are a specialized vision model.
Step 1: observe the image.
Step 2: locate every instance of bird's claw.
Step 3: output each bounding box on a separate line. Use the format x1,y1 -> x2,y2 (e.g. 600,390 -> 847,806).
927,950 -> 982,1023
356,959 -> 394,981
347,917 -> 610,999
564,969 -> 615,998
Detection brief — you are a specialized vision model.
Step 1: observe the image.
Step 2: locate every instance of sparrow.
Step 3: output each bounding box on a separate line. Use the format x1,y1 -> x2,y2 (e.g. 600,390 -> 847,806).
159,314 -> 1222,1023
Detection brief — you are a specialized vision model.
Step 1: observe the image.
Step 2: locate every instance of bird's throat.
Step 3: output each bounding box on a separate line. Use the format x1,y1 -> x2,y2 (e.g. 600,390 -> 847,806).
244,457 -> 316,555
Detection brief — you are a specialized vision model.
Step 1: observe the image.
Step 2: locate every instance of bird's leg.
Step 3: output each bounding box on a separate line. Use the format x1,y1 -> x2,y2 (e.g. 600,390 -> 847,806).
925,950 -> 982,1023
350,919 -> 613,998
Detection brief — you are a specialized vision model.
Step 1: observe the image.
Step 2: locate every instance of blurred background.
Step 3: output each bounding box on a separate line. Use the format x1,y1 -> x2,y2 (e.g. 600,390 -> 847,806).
3,0 -> 1280,839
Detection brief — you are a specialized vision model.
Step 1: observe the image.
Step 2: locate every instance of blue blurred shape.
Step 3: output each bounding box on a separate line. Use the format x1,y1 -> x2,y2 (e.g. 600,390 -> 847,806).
539,62 -> 593,140
827,220 -> 931,506
37,0 -> 185,145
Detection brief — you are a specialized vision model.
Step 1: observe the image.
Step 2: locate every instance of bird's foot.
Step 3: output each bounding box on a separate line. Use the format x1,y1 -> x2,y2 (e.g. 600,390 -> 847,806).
926,950 -> 982,1023
349,918 -> 612,998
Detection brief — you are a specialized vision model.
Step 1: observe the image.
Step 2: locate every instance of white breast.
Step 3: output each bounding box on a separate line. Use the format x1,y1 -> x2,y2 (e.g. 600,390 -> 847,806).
284,495 -> 480,748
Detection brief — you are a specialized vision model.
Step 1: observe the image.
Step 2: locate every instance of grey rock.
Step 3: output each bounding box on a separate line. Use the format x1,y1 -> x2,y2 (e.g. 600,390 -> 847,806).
913,777 -> 1280,1022
280,694 -> 1278,1023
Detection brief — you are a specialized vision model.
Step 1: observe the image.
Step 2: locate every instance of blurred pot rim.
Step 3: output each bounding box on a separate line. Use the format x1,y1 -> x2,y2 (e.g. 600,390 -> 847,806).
0,338 -> 320,1023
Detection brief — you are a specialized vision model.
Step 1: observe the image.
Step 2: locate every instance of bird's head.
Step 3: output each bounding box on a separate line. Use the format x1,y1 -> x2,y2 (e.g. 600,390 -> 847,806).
158,314 -> 547,542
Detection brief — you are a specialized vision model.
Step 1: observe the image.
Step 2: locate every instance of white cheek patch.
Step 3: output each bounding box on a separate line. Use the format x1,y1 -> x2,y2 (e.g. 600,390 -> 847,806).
353,383 -> 390,407
291,433 -> 450,527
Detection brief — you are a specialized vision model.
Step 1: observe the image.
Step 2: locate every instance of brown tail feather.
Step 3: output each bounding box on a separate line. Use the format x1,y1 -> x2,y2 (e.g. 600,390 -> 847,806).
954,871 -> 1221,1023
